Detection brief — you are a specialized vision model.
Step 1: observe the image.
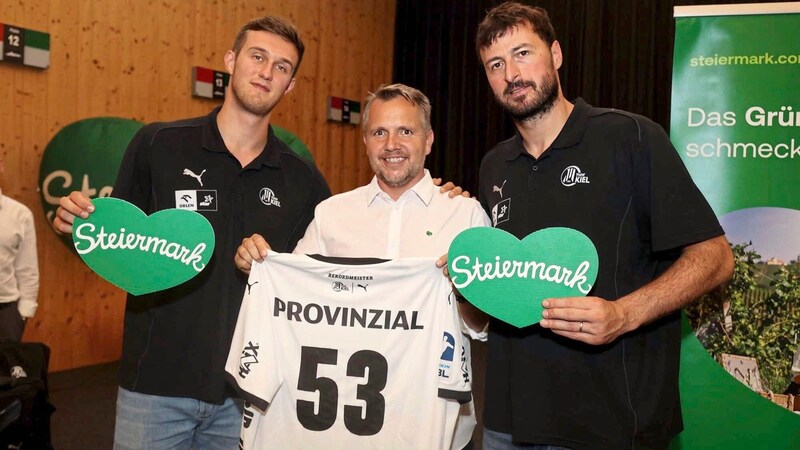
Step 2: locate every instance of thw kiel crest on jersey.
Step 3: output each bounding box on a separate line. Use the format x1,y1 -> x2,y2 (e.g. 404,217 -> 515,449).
560,165 -> 590,187
260,187 -> 281,207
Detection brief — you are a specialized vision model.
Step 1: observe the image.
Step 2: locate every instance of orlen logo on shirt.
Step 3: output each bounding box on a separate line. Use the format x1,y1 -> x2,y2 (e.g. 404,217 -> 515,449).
560,165 -> 590,187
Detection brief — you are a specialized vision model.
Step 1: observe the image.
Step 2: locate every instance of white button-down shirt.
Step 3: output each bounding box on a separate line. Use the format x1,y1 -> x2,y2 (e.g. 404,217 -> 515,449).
295,170 -> 490,259
294,170 -> 490,449
0,189 -> 39,317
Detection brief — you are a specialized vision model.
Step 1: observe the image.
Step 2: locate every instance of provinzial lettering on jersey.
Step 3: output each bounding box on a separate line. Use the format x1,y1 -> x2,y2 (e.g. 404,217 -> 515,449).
274,297 -> 424,330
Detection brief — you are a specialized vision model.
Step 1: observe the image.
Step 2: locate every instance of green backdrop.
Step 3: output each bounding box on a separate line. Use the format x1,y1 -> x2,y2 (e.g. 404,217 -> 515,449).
671,4 -> 800,449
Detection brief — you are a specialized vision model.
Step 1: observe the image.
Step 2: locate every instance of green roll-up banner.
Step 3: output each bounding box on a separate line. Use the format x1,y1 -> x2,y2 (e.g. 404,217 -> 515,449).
671,3 -> 800,449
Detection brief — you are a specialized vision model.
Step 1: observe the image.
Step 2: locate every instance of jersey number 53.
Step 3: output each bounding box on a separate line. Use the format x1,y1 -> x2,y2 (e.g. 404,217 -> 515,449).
297,346 -> 388,436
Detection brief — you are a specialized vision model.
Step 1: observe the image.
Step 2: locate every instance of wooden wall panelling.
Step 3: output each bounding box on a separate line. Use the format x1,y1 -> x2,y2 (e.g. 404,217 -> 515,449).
340,2 -> 373,190
1,0 -> 396,371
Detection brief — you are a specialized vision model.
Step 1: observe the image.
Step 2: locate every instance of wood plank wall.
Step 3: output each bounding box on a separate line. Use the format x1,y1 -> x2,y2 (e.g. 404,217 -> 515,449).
0,0 -> 396,371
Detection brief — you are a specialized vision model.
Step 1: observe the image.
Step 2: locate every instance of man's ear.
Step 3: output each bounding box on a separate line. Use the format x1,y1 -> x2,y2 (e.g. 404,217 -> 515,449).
425,130 -> 434,156
224,50 -> 236,74
285,77 -> 296,94
551,40 -> 563,70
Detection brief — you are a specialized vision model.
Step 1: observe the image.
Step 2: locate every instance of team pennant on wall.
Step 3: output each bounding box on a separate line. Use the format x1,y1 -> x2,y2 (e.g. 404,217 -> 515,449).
327,96 -> 361,125
0,23 -> 50,69
192,66 -> 229,100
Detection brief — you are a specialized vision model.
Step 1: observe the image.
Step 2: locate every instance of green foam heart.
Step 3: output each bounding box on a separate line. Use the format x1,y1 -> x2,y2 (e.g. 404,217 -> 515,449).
448,227 -> 599,328
72,198 -> 215,295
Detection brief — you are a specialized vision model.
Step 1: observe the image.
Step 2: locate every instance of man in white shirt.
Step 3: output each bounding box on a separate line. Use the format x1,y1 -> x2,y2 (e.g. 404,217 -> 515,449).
235,83 -> 490,449
0,159 -> 39,341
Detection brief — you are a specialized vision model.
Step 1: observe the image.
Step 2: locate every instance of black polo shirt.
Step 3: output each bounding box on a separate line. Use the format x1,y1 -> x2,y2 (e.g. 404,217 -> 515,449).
478,99 -> 723,450
112,107 -> 330,403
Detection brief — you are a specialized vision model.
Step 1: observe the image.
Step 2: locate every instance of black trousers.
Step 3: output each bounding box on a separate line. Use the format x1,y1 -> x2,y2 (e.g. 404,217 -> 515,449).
0,301 -> 25,342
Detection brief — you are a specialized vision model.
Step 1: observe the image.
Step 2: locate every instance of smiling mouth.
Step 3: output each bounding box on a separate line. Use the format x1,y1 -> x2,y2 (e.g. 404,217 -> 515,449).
383,156 -> 407,164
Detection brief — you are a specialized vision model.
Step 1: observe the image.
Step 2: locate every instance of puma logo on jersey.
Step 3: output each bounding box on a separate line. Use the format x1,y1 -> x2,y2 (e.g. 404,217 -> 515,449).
183,168 -> 207,186
246,280 -> 259,295
492,180 -> 507,198
357,284 -> 368,292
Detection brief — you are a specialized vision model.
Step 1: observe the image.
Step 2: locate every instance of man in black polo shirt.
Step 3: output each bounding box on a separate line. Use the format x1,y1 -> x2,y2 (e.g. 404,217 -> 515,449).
53,16 -> 330,449
474,3 -> 734,450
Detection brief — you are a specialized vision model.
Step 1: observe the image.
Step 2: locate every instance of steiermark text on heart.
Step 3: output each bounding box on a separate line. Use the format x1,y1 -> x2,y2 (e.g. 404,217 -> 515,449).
450,255 -> 592,294
73,223 -> 208,272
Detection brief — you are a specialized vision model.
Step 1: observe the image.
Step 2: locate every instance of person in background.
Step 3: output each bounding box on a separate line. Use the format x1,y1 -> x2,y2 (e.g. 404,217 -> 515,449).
474,2 -> 734,449
0,158 -> 39,342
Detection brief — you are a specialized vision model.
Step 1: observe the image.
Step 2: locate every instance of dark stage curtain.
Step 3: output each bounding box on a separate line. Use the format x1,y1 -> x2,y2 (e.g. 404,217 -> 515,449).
392,0 -> 776,193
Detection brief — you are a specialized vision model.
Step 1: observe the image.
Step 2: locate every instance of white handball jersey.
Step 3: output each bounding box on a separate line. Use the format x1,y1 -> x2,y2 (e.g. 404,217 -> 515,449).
225,252 -> 472,450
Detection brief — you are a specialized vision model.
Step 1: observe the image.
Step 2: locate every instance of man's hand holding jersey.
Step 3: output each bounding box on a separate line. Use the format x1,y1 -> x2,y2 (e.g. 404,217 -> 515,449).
234,234 -> 272,275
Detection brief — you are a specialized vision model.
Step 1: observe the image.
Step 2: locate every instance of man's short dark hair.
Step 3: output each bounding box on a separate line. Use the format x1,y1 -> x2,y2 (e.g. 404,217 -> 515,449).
476,2 -> 556,56
232,16 -> 305,76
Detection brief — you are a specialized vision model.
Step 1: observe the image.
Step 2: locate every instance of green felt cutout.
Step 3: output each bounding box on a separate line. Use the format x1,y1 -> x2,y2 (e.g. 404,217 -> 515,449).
448,227 -> 599,328
72,198 -> 215,296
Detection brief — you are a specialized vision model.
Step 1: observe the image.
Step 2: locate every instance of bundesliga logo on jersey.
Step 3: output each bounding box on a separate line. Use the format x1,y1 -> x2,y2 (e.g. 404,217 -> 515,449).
439,332 -> 456,379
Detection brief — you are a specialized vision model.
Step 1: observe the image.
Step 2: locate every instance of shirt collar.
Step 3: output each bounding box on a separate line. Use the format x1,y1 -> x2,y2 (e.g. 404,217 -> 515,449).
364,169 -> 435,206
201,106 -> 282,169
500,97 -> 592,161
0,188 -> 4,209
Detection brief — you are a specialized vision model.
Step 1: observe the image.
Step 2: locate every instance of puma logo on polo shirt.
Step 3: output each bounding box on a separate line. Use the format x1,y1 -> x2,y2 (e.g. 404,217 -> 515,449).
560,165 -> 590,187
183,168 -> 207,186
493,180 -> 507,198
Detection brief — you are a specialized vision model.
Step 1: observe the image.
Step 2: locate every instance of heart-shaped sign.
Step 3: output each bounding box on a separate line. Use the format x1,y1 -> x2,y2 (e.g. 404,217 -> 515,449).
448,227 -> 598,328
72,198 -> 215,295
